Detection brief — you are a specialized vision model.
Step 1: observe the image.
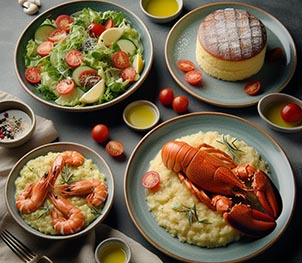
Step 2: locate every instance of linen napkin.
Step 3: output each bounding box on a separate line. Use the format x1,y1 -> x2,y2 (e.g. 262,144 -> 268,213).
0,90 -> 58,177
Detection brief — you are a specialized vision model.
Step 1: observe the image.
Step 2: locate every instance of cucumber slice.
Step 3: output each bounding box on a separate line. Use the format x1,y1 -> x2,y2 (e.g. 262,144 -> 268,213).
34,25 -> 56,43
72,65 -> 94,86
117,38 -> 137,55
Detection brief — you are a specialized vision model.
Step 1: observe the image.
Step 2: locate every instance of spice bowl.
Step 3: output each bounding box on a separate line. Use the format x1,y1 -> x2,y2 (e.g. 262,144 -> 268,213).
257,93 -> 302,133
0,100 -> 36,148
95,237 -> 131,263
140,0 -> 183,23
123,100 -> 160,131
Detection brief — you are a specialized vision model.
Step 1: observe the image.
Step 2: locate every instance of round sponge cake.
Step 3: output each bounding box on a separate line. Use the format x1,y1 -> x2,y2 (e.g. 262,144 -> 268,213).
196,8 -> 267,81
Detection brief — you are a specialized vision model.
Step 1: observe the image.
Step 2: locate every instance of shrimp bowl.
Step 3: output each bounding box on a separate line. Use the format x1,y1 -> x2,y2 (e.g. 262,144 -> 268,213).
5,142 -> 114,240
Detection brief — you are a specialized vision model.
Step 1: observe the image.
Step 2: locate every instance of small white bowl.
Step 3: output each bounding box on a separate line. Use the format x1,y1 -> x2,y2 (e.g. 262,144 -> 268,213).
257,93 -> 302,133
123,100 -> 160,131
140,0 -> 183,23
0,100 -> 36,148
95,237 -> 131,263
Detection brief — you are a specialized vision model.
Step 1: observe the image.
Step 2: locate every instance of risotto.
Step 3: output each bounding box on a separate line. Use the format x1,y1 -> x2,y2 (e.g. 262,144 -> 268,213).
15,151 -> 107,235
146,131 -> 269,248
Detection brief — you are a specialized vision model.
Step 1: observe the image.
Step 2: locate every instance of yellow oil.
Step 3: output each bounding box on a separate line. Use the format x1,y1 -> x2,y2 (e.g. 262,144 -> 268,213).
264,101 -> 301,128
145,0 -> 178,17
98,245 -> 126,263
127,104 -> 156,128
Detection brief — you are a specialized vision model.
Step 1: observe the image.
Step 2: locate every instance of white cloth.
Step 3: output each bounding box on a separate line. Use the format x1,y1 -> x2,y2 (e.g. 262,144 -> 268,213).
0,91 -> 163,263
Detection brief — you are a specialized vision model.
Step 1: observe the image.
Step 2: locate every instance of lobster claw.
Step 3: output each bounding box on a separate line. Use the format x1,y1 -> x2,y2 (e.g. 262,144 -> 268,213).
223,204 -> 276,238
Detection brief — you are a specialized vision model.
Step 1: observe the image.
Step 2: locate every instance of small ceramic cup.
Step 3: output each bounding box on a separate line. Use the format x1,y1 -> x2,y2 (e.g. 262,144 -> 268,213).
123,100 -> 160,131
140,0 -> 183,23
95,237 -> 131,263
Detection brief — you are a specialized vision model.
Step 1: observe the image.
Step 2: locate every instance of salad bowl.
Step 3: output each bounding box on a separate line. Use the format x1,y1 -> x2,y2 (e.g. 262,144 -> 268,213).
15,0 -> 153,112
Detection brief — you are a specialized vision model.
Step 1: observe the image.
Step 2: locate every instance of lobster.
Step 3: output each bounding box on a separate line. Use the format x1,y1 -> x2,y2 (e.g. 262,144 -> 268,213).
161,140 -> 282,238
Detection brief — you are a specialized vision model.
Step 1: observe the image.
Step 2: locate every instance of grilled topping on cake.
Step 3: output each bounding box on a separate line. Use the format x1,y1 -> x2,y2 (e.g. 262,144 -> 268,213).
198,8 -> 267,61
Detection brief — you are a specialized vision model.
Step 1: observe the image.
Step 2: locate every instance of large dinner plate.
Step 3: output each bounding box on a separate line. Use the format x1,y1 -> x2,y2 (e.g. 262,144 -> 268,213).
15,0 -> 153,112
124,112 -> 296,263
165,2 -> 297,108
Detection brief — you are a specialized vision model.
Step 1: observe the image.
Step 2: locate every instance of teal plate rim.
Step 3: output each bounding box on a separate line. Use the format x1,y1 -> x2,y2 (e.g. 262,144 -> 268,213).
165,2 -> 297,108
124,112 -> 296,263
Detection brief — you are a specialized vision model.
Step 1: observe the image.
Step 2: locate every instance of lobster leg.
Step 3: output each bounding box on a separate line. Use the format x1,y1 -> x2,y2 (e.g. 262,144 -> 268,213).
223,203 -> 276,238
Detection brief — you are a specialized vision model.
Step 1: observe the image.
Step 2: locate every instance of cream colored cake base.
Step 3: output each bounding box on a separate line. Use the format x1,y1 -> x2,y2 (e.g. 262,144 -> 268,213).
196,39 -> 266,81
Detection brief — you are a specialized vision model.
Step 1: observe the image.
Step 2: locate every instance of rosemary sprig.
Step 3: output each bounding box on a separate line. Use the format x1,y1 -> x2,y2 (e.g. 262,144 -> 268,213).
60,165 -> 74,184
173,203 -> 211,226
216,135 -> 243,162
37,202 -> 50,219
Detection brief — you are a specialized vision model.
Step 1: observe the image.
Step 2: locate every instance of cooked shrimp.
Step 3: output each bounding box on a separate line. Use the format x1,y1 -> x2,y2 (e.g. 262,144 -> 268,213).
55,179 -> 108,207
49,192 -> 85,235
60,151 -> 85,167
16,154 -> 64,214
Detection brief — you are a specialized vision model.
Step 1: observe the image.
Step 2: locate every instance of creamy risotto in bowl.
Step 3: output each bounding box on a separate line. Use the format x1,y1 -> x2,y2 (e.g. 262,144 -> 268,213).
145,131 -> 269,248
5,142 -> 114,240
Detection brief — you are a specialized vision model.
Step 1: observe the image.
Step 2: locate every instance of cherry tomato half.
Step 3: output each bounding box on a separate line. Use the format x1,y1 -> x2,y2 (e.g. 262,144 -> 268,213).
88,23 -> 106,37
172,95 -> 189,114
105,19 -> 115,29
48,29 -> 67,42
121,66 -> 136,82
159,88 -> 174,106
105,140 -> 124,157
65,50 -> 83,68
184,70 -> 203,86
37,41 -> 54,57
177,59 -> 195,72
281,103 -> 302,123
112,51 -> 130,69
79,69 -> 101,88
142,171 -> 160,190
25,66 -> 41,84
56,79 -> 75,95
268,47 -> 283,63
244,80 -> 261,96
55,14 -> 73,32
91,124 -> 110,143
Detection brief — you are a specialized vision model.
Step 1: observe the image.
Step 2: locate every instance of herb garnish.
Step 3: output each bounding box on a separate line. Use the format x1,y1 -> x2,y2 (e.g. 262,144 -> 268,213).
216,135 -> 243,163
173,203 -> 211,226
60,165 -> 74,184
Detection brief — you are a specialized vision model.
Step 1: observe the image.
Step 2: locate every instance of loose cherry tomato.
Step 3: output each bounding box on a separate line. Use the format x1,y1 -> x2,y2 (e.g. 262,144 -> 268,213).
142,171 -> 160,190
48,29 -> 67,42
105,140 -> 124,157
56,79 -> 75,95
37,41 -> 54,57
281,103 -> 302,123
244,80 -> 261,96
79,69 -> 101,88
112,51 -> 130,69
105,19 -> 115,29
91,124 -> 110,143
159,88 -> 174,106
177,59 -> 195,72
268,47 -> 283,63
55,14 -> 73,32
121,66 -> 136,82
24,66 -> 41,84
172,95 -> 189,114
65,50 -> 83,68
88,23 -> 106,37
184,70 -> 203,86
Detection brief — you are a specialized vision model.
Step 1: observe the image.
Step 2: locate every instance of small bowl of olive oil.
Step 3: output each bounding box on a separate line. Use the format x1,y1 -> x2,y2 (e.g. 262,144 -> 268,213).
140,0 -> 183,23
257,93 -> 302,133
123,100 -> 160,132
95,237 -> 131,263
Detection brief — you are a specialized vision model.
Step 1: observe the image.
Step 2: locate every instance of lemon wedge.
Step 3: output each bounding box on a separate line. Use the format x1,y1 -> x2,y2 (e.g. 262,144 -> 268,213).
133,54 -> 144,74
79,79 -> 105,104
98,27 -> 123,46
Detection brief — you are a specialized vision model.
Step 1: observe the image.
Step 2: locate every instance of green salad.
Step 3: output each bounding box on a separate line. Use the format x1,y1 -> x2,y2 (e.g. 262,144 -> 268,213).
24,8 -> 144,107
